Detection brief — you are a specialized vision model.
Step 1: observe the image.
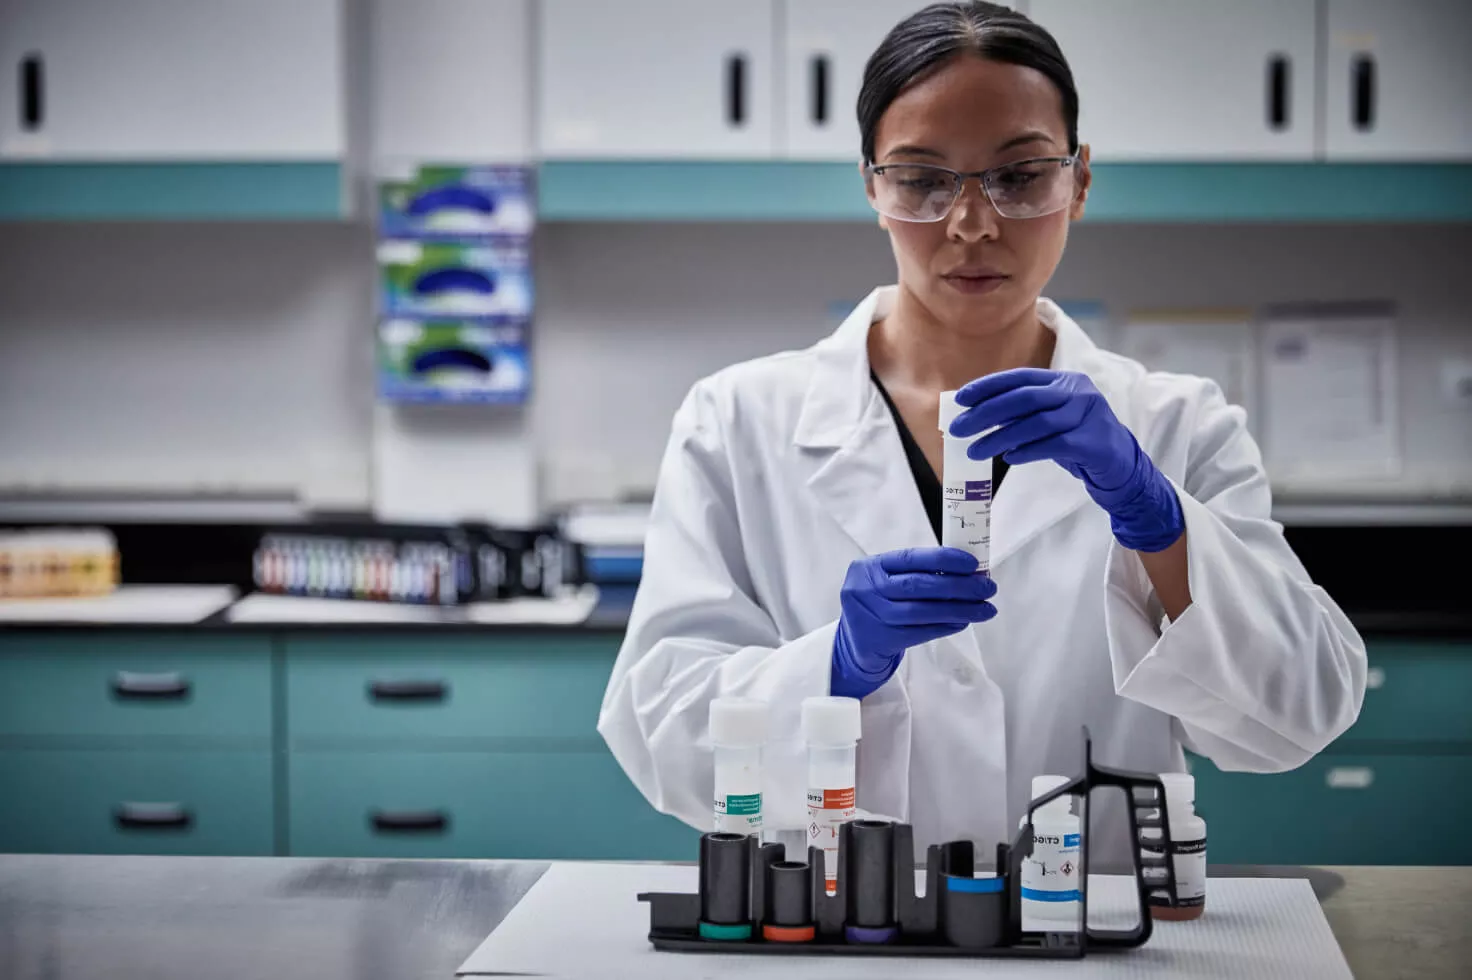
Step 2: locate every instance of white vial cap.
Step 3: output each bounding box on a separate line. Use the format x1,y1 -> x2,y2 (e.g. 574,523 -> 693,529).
802,696 -> 861,747
1159,772 -> 1195,815
938,390 -> 965,433
1031,774 -> 1072,816
709,697 -> 767,747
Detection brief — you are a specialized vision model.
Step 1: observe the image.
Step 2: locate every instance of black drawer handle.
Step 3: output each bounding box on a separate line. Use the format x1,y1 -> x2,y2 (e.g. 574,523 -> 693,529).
1266,53 -> 1289,130
20,52 -> 43,130
370,809 -> 449,833
810,54 -> 829,125
1351,52 -> 1375,131
112,671 -> 191,699
115,802 -> 192,830
725,53 -> 746,127
368,679 -> 448,702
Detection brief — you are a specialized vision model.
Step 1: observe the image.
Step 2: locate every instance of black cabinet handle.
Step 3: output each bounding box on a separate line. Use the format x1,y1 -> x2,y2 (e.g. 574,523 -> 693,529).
1352,52 -> 1376,131
20,53 -> 42,130
726,53 -> 746,126
370,809 -> 449,833
810,54 -> 829,125
367,679 -> 447,702
1266,54 -> 1289,130
111,671 -> 191,699
115,803 -> 191,830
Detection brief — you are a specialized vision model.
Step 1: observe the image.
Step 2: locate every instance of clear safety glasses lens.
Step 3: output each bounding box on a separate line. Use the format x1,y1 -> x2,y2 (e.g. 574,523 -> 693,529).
867,158 -> 1081,223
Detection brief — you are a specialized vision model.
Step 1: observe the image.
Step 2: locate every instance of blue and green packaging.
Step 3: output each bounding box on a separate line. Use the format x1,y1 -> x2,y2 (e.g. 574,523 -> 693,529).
377,319 -> 530,404
378,239 -> 532,319
378,165 -> 534,239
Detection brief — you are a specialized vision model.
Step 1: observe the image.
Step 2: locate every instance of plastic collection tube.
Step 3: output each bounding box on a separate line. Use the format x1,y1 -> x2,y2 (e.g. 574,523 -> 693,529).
938,390 -> 992,575
803,696 -> 861,893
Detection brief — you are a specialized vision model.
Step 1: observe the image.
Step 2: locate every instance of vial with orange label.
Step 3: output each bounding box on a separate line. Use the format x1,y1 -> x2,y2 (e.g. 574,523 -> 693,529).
802,696 -> 860,893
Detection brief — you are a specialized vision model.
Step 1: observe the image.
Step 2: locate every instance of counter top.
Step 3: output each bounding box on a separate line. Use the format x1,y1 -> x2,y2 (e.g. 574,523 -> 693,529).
0,585 -> 633,634
0,855 -> 1466,980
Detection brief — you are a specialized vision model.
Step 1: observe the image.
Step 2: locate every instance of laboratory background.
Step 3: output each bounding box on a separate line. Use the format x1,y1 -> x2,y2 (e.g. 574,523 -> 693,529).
0,0 -> 1470,972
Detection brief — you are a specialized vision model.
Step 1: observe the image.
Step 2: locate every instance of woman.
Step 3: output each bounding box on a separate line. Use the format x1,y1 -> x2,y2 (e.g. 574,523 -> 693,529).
598,2 -> 1366,861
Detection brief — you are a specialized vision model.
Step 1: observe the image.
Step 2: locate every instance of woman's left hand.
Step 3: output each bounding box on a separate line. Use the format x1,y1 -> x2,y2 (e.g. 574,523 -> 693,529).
949,368 -> 1185,553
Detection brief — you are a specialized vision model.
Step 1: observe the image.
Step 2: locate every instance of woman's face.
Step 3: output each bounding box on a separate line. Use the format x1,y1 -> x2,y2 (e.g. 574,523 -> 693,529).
866,55 -> 1089,336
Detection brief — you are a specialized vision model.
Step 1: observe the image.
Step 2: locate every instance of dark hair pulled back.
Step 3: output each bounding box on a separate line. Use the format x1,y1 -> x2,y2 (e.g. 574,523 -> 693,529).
857,1 -> 1079,163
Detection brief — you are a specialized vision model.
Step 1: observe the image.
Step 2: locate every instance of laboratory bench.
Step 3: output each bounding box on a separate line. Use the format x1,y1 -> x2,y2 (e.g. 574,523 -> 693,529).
2,519 -> 1471,869
0,854 -> 1468,980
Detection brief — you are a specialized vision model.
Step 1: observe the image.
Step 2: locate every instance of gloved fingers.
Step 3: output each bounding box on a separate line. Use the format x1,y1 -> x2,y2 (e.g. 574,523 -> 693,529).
876,597 -> 998,627
999,432 -> 1072,466
948,383 -> 1071,438
876,547 -> 980,576
953,367 -> 1061,408
877,570 -> 997,602
965,407 -> 1074,461
895,607 -> 998,644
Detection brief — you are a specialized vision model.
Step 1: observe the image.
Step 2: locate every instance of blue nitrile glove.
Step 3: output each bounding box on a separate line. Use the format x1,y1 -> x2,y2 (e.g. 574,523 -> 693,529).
950,368 -> 1185,553
831,547 -> 998,699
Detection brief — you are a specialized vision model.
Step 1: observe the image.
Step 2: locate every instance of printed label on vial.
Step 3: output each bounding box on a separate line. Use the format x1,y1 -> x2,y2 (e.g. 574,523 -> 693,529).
713,792 -> 762,835
1172,838 -> 1207,905
943,479 -> 992,573
1147,837 -> 1207,907
807,787 -> 857,886
1020,831 -> 1081,903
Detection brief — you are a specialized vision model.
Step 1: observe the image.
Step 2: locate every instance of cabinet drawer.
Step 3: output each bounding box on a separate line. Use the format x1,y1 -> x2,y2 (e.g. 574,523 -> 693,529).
288,749 -> 696,860
0,633 -> 272,740
284,635 -> 621,743
1340,641 -> 1472,746
0,748 -> 274,855
1190,753 -> 1472,865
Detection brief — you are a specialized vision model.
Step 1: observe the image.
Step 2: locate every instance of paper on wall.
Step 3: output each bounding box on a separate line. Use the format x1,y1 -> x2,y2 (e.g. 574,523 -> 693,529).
1261,306 -> 1400,480
1117,310 -> 1257,417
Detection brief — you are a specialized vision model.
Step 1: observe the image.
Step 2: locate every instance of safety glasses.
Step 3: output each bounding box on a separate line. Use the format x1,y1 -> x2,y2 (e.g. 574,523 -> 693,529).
864,156 -> 1084,222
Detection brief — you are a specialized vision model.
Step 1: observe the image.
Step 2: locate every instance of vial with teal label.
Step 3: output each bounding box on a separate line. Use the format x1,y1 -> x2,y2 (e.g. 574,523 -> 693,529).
710,697 -> 767,838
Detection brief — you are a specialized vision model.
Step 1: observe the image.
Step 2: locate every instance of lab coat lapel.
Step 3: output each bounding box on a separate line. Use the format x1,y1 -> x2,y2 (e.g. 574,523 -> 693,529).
991,300 -> 1125,567
795,288 -> 937,559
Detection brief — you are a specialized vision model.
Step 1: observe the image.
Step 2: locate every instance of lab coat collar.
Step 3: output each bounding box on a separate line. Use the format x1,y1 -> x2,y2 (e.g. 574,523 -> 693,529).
795,285 -> 1120,567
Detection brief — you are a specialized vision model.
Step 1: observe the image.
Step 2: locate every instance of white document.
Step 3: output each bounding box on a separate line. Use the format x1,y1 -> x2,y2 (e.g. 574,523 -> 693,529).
457,863 -> 1351,979
1262,308 -> 1400,480
1118,311 -> 1257,415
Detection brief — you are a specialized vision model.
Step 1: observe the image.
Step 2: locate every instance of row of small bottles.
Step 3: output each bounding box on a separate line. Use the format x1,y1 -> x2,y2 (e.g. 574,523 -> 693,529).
251,525 -> 576,606
0,528 -> 119,599
253,535 -> 470,606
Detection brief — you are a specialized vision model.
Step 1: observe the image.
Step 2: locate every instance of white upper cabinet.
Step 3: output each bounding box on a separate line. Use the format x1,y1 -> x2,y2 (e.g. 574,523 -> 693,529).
1027,0 -> 1317,161
782,1 -> 934,161
371,0 -> 532,167
1323,0 -> 1472,160
537,0 -> 776,159
0,0 -> 349,161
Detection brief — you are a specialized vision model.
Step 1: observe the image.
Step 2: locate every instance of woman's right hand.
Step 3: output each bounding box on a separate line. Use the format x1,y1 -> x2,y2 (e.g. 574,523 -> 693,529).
830,547 -> 997,699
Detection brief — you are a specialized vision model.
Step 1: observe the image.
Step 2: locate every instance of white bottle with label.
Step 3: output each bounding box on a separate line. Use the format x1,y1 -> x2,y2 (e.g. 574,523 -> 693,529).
1150,772 -> 1207,920
709,697 -> 767,839
1019,774 -> 1082,930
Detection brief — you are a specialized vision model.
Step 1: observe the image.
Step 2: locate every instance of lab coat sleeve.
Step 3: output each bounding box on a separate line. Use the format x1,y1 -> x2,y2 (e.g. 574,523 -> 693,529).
597,380 -> 835,834
1103,380 -> 1368,772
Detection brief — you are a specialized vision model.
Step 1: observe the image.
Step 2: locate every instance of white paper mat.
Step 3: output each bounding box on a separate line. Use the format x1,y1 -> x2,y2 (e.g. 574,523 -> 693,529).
458,863 -> 1352,979
0,584 -> 238,623
225,586 -> 599,625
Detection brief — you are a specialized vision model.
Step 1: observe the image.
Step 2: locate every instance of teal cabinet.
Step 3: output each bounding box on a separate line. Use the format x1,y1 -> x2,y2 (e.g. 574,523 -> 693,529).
1190,753 -> 1472,866
0,748 -> 274,855
0,633 -> 272,742
284,635 -> 620,744
1344,641 -> 1472,747
289,749 -> 695,861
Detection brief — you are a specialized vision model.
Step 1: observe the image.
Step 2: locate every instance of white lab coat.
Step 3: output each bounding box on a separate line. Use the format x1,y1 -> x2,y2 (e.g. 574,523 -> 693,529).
598,285 -> 1366,865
